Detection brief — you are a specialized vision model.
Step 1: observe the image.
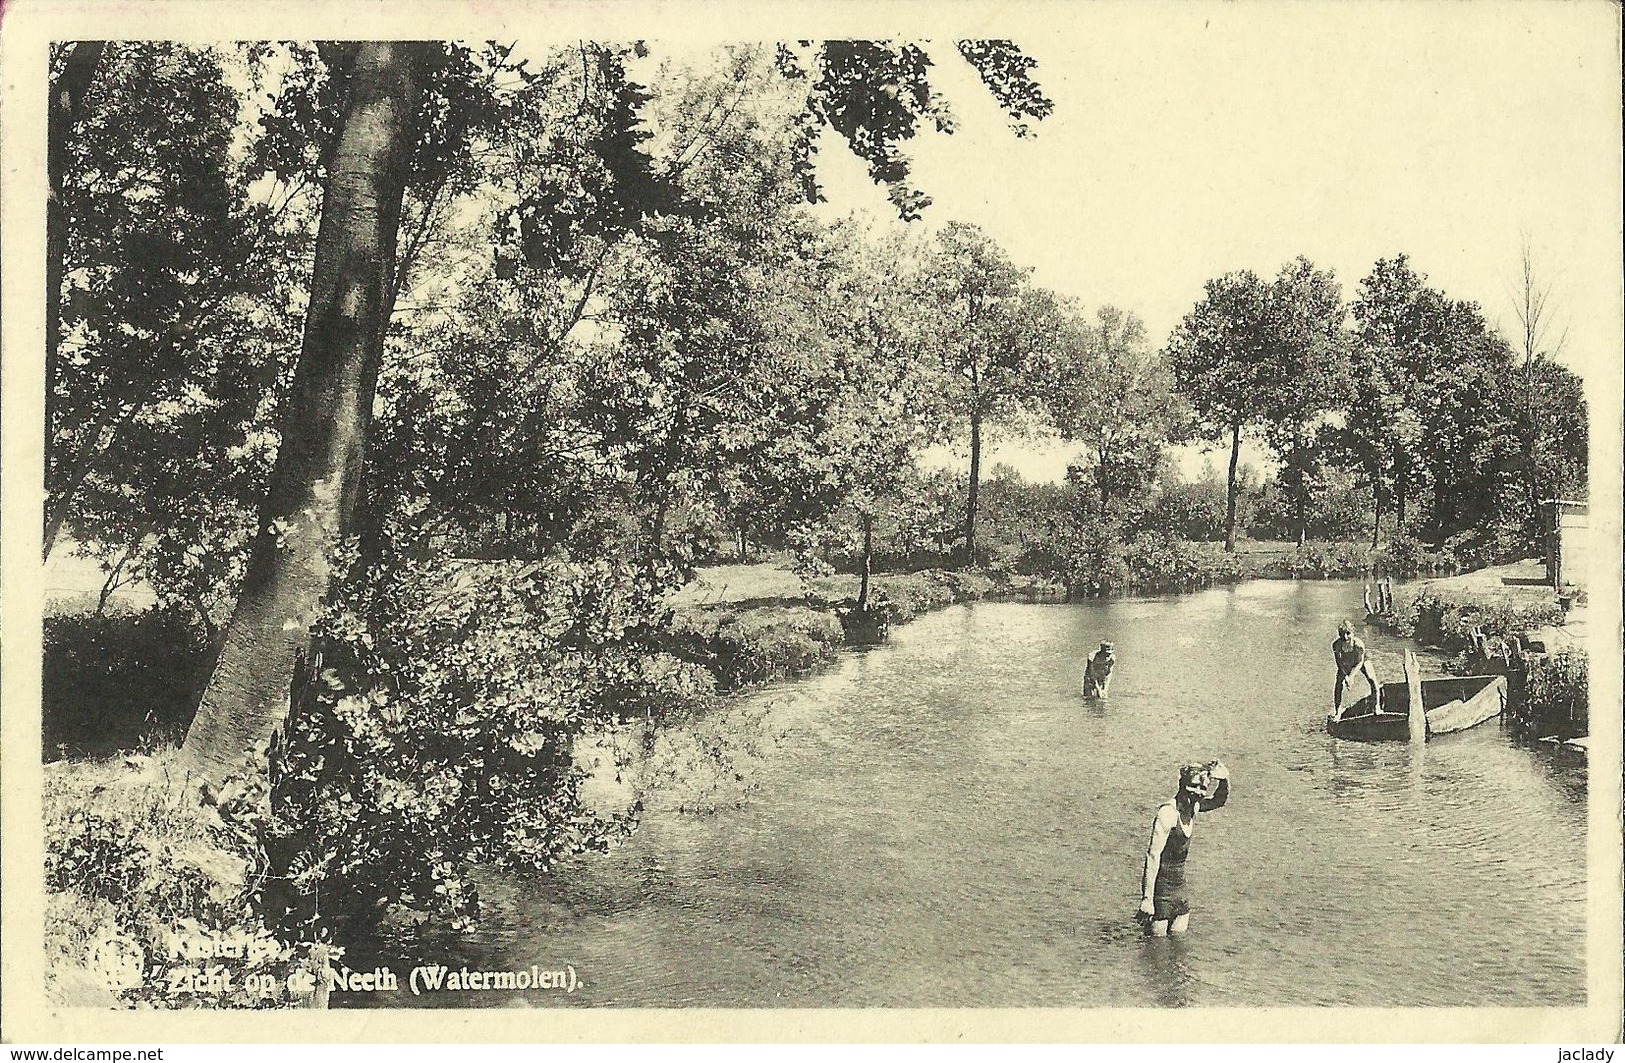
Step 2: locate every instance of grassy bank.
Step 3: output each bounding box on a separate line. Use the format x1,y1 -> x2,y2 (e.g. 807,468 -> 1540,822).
664,566 -> 996,689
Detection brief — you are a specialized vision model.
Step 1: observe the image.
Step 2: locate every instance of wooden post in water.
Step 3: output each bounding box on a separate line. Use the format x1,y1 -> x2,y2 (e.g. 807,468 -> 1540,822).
1404,649 -> 1426,743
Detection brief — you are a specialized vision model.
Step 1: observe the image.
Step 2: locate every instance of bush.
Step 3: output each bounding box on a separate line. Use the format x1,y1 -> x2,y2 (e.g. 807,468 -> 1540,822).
1515,650 -> 1588,739
1282,541 -> 1375,579
264,553 -> 711,942
666,605 -> 845,688
1373,533 -> 1465,579
43,606 -> 212,760
1121,535 -> 1243,593
1443,519 -> 1538,573
862,569 -> 995,619
1400,589 -> 1566,650
1047,527 -> 1242,599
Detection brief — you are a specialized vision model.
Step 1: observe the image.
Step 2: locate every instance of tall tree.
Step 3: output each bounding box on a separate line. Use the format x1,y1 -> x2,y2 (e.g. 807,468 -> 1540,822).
814,225 -> 946,609
1047,305 -> 1183,519
1509,236 -> 1573,516
1323,339 -> 1423,548
45,43 -> 270,558
45,41 -> 105,546
922,222 -> 1050,566
1257,257 -> 1349,546
180,42 -> 434,785
1165,271 -> 1274,551
1349,255 -> 1436,529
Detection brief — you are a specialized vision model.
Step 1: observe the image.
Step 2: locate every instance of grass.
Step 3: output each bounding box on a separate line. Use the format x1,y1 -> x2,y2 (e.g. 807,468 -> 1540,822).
41,749 -> 304,1008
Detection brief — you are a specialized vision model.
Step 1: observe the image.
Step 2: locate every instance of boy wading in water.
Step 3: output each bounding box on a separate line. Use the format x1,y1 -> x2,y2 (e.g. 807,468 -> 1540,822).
1332,619 -> 1381,719
1138,760 -> 1229,936
1082,641 -> 1116,698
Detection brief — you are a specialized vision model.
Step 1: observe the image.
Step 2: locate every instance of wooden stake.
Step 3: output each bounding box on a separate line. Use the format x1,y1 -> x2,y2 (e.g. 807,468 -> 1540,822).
1405,649 -> 1426,743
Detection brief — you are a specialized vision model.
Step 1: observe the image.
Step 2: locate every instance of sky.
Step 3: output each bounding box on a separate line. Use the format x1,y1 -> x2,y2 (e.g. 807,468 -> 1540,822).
793,4 -> 1623,482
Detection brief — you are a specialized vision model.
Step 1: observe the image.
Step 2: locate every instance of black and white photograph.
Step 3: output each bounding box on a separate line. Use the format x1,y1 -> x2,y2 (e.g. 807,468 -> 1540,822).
2,0 -> 1620,1044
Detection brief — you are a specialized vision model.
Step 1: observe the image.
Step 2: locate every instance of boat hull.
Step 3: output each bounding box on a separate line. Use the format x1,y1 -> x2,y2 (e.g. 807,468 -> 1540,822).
1327,674 -> 1507,741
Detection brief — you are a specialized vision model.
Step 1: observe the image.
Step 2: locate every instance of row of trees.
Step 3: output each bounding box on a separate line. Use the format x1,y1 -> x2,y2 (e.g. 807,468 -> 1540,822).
1168,252 -> 1587,559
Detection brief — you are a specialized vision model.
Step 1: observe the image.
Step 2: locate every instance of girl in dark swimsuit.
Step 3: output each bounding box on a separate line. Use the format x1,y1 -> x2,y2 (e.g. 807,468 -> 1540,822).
1138,760 -> 1230,936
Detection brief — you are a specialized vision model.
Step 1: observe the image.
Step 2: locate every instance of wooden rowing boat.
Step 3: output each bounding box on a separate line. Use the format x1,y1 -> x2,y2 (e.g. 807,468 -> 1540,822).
1327,650 -> 1507,741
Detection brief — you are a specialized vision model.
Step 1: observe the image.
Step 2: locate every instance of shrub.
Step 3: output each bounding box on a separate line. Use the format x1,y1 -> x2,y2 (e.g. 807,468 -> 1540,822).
666,605 -> 844,688
43,606 -> 211,760
1286,541 -> 1374,579
1444,519 -> 1538,573
1515,650 -> 1588,739
1046,527 -> 1242,599
264,553 -> 711,942
1374,533 -> 1463,579
1406,589 -> 1566,650
43,754 -> 314,1008
1121,535 -> 1242,593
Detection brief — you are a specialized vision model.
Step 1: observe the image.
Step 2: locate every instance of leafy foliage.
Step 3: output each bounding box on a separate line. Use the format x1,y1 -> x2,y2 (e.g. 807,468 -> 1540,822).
44,607 -> 212,760
48,42 -> 301,634
787,40 -> 1053,220
1515,650 -> 1588,740
1047,306 -> 1186,517
44,756 -> 318,1008
262,552 -> 709,939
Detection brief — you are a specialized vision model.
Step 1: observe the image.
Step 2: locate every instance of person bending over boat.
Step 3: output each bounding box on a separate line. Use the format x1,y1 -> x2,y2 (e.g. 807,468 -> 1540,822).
1138,760 -> 1229,936
1082,641 -> 1116,698
1332,620 -> 1380,719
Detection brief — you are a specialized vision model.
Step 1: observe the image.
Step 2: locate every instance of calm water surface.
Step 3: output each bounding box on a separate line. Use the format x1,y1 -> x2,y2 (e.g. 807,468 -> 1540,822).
357,580 -> 1587,1008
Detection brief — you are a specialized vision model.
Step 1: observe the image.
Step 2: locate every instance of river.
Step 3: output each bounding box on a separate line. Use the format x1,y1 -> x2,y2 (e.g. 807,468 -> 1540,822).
355,579 -> 1588,1008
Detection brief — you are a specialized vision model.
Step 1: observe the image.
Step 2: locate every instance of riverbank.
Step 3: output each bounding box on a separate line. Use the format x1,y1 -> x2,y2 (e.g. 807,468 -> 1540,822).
664,564 -> 997,689
1374,559 -> 1569,647
1370,559 -> 1588,743
42,749 -> 323,1008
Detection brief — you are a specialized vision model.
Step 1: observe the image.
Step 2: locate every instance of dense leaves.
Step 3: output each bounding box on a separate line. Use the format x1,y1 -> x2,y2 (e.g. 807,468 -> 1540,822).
264,553 -> 709,939
48,42 -> 298,598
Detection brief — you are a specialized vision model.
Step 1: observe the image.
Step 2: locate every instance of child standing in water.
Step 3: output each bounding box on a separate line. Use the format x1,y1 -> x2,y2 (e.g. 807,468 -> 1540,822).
1138,760 -> 1230,936
1082,641 -> 1116,698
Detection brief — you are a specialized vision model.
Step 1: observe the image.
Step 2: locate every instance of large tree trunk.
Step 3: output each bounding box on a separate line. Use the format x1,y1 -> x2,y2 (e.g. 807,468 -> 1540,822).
44,40 -> 106,558
179,42 -> 430,786
964,407 -> 982,568
1223,421 -> 1242,552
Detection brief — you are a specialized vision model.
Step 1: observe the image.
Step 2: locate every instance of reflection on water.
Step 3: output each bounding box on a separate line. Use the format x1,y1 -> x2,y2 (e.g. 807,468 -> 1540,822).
345,581 -> 1587,1009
